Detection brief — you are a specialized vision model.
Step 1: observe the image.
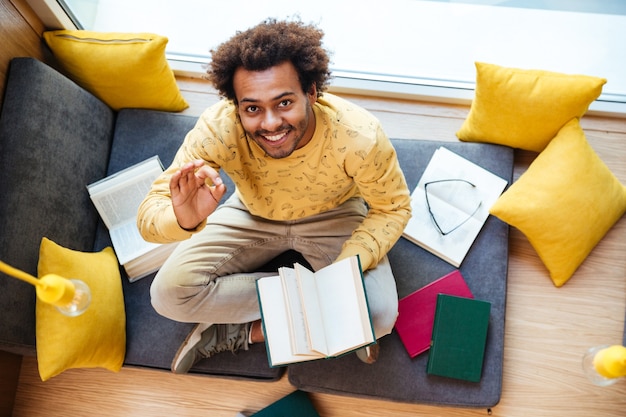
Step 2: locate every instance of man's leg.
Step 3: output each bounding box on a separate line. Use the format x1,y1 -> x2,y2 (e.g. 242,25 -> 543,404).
154,195 -> 398,370
151,194 -> 293,325
152,195 -> 303,373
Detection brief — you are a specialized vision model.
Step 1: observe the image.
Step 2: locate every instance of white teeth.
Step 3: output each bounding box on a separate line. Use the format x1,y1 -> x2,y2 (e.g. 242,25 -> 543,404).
264,133 -> 286,142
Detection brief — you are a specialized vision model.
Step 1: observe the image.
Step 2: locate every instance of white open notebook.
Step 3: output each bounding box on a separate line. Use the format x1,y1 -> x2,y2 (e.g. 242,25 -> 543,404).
402,147 -> 508,267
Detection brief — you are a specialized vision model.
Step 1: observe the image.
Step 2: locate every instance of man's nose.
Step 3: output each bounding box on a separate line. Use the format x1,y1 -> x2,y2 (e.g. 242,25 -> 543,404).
261,110 -> 282,131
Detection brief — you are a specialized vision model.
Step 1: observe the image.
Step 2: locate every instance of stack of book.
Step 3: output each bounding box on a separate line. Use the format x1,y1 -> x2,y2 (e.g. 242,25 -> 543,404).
395,270 -> 491,382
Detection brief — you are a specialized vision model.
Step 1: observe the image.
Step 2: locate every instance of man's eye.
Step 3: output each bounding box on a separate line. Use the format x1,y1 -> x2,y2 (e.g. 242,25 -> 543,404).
279,100 -> 292,108
246,105 -> 259,113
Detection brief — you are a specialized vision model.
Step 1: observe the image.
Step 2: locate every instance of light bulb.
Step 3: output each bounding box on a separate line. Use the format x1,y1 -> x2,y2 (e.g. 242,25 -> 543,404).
0,262 -> 91,317
55,279 -> 91,316
36,274 -> 91,316
582,345 -> 626,386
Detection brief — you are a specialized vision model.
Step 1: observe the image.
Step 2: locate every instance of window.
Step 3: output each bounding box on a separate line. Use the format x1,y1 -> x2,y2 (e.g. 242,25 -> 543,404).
37,0 -> 626,115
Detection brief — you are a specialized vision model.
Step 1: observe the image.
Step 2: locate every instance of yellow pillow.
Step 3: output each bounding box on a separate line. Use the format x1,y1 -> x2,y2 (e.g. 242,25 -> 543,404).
43,30 -> 188,112
457,62 -> 606,152
489,118 -> 626,287
36,238 -> 126,381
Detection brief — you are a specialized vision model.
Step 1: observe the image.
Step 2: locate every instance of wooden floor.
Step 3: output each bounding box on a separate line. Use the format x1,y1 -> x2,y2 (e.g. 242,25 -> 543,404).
12,79 -> 626,417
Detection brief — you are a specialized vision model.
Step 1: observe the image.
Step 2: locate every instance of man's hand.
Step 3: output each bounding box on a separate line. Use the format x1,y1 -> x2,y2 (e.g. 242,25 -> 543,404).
170,160 -> 227,230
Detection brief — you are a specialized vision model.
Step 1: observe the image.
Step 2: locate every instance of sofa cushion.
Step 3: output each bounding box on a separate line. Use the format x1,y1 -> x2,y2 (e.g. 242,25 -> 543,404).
489,118 -> 626,287
288,139 -> 514,407
43,30 -> 188,112
456,62 -> 606,152
0,58 -> 114,356
36,238 -> 125,381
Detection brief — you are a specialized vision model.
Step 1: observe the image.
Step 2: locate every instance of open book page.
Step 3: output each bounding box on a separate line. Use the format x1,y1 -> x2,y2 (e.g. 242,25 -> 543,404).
256,255 -> 374,367
87,156 -> 163,230
256,275 -> 319,366
295,264 -> 328,355
402,147 -> 508,267
87,156 -> 172,281
110,219 -> 160,265
256,276 -> 294,365
280,266 -> 313,355
306,256 -> 374,356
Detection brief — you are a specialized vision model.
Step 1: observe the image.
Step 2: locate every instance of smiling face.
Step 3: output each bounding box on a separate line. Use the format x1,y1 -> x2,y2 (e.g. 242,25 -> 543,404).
233,61 -> 317,159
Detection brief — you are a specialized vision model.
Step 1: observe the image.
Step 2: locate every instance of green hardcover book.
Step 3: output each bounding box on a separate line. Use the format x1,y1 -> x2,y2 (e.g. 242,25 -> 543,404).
427,294 -> 491,382
249,390 -> 320,417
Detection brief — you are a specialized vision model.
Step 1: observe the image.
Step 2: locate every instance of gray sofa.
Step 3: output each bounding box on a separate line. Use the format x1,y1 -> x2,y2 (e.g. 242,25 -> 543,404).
0,57 -> 514,407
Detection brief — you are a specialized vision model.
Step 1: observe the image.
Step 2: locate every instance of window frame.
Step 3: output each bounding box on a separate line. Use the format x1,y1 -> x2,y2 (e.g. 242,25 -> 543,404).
28,0 -> 626,117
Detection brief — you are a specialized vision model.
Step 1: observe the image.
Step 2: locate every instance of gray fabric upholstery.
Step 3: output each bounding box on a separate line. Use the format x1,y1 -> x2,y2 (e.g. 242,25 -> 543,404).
0,58 -> 114,355
288,140 -> 514,408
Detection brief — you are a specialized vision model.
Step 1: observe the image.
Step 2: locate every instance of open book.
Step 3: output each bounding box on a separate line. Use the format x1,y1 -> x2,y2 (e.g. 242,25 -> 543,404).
87,156 -> 178,282
402,147 -> 508,267
256,255 -> 375,367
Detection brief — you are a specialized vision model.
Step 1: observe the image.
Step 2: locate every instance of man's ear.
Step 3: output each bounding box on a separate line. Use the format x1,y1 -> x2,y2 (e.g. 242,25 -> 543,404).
307,84 -> 317,103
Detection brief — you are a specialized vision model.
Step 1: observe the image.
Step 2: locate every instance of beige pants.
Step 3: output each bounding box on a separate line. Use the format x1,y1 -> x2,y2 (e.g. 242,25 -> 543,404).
150,194 -> 399,339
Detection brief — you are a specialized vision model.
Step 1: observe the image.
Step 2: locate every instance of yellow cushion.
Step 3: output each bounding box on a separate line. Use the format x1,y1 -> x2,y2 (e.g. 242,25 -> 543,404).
36,238 -> 126,381
489,118 -> 626,287
43,30 -> 188,112
457,62 -> 606,152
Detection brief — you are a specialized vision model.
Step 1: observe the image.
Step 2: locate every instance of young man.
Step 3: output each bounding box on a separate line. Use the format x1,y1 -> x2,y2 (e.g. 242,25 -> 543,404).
137,18 -> 412,374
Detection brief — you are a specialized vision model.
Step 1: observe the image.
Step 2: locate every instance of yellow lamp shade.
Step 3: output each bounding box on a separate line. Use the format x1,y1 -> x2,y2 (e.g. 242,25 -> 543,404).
36,274 -> 76,306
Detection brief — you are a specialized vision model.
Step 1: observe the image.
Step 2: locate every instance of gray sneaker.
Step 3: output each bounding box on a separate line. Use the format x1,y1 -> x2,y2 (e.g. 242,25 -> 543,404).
171,322 -> 250,374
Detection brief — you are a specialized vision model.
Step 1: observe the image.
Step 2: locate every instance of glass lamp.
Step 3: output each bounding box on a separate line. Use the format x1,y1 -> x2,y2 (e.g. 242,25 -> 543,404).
582,344 -> 626,386
0,260 -> 91,316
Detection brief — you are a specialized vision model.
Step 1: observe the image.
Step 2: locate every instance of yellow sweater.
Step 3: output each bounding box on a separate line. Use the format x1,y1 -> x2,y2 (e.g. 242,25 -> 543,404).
137,93 -> 411,271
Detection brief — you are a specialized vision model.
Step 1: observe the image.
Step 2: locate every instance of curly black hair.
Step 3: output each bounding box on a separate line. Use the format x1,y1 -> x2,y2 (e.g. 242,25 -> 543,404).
207,18 -> 332,101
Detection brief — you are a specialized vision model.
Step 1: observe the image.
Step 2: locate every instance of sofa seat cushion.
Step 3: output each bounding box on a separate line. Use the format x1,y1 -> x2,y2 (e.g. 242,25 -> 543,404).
288,139 -> 514,407
0,58 -> 114,356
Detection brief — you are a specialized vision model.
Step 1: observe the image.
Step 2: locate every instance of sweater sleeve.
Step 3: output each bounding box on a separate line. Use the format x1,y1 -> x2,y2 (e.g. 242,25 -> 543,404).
136,109 -> 220,243
336,127 -> 412,271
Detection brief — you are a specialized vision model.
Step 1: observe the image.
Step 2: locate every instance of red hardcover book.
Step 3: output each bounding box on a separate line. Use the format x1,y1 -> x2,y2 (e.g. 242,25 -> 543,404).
394,270 -> 473,358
